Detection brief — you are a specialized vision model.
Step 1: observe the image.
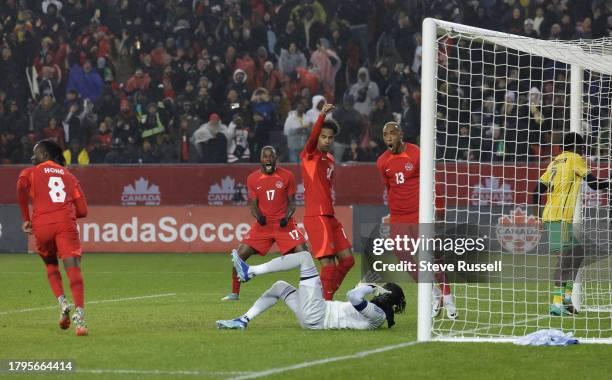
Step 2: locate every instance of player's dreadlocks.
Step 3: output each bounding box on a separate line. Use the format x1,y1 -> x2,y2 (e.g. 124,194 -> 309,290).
37,139 -> 67,167
563,132 -> 585,153
371,283 -> 406,328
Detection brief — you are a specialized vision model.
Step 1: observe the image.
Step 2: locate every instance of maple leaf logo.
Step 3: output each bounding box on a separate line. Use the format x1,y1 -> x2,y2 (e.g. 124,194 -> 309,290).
121,177 -> 161,206
208,176 -> 247,205
495,207 -> 541,253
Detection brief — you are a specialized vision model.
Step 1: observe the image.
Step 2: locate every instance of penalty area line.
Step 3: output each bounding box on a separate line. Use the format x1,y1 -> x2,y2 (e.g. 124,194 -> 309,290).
0,293 -> 176,315
229,340 -> 421,380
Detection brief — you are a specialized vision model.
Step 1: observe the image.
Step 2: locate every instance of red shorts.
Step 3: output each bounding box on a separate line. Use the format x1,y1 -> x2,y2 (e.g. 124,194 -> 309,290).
303,215 -> 352,259
242,218 -> 306,255
33,222 -> 82,260
389,214 -> 419,262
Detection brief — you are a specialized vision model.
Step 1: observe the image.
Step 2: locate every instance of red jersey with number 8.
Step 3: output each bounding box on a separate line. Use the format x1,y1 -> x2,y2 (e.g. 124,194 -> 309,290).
247,167 -> 296,222
376,144 -> 420,216
17,161 -> 84,225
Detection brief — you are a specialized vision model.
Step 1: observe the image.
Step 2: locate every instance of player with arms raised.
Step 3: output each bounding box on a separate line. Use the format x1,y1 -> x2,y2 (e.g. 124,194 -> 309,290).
222,146 -> 308,301
376,122 -> 457,319
534,132 -> 610,316
301,103 -> 354,300
16,139 -> 89,336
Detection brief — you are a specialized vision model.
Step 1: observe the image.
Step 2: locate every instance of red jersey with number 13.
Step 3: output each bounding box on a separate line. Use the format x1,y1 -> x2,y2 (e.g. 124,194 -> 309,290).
17,161 -> 84,225
247,167 -> 297,221
300,114 -> 335,217
376,143 -> 420,216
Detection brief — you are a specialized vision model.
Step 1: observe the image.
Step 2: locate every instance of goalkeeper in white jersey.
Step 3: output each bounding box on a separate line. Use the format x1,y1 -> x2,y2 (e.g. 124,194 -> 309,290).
216,251 -> 405,330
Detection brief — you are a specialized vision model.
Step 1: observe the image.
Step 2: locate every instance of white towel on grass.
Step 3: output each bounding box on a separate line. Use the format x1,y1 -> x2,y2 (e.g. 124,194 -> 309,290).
515,329 -> 579,346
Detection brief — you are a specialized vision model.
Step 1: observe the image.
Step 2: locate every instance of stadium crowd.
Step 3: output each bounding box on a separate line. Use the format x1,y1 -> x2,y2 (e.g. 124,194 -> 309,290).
0,0 -> 609,165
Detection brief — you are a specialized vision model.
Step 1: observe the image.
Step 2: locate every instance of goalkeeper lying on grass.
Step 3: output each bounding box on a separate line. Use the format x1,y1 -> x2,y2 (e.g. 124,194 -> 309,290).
216,251 -> 405,330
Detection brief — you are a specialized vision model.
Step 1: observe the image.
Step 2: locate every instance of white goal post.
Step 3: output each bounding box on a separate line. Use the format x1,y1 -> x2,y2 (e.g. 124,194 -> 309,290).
419,18 -> 612,343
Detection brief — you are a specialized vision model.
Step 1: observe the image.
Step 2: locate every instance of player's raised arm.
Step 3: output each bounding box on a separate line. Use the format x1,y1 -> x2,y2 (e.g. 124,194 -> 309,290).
303,103 -> 335,154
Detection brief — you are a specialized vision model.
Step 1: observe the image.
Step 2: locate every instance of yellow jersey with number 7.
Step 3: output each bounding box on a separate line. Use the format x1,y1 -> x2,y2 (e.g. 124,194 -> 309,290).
539,151 -> 589,222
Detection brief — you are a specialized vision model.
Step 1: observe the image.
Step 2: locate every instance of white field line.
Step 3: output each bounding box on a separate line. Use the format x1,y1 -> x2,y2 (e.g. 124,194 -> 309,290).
0,293 -> 176,315
78,368 -> 252,377
228,340 -> 421,380
229,314 -> 552,380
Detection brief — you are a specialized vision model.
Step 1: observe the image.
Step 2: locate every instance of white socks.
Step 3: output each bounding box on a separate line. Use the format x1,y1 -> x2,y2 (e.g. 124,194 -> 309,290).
249,251 -> 317,278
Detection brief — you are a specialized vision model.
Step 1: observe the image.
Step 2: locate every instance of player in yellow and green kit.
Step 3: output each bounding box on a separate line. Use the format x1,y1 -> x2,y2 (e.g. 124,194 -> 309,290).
534,132 -> 610,316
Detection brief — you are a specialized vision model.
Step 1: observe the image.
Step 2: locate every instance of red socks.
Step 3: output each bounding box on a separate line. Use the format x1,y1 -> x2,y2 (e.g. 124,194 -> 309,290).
45,264 -> 64,298
232,268 -> 241,294
434,259 -> 452,295
320,264 -> 338,300
66,267 -> 84,308
335,256 -> 355,291
320,256 -> 355,301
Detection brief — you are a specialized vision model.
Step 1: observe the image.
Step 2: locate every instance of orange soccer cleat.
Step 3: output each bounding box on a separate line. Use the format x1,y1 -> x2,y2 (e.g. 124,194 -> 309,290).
72,307 -> 88,336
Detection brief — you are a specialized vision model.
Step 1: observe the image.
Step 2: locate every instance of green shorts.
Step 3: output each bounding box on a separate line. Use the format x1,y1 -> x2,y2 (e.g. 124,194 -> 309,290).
545,222 -> 577,252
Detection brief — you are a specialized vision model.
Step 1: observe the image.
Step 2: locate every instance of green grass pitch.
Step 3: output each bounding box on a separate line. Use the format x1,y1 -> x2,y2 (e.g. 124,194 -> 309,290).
1,253 -> 610,379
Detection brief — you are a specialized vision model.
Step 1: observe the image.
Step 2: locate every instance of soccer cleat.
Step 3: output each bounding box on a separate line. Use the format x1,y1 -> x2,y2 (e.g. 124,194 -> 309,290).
216,318 -> 247,330
356,283 -> 391,297
72,308 -> 88,336
59,301 -> 72,330
231,250 -> 251,283
443,294 -> 458,320
432,285 -> 442,318
550,303 -> 572,316
221,293 -> 240,301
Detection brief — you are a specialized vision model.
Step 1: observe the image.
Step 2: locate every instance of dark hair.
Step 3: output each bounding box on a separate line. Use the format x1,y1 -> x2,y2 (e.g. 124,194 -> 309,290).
563,132 -> 584,152
371,283 -> 406,328
37,139 -> 66,166
322,120 -> 339,135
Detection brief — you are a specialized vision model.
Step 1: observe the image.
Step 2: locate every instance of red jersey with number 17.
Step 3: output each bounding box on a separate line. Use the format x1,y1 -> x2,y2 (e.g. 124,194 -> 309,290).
17,161 -> 85,225
300,114 -> 335,217
247,167 -> 297,221
376,143 -> 420,216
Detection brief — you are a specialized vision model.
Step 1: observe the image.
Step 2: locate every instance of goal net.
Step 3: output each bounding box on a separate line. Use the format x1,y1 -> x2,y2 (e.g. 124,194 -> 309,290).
419,18 -> 612,343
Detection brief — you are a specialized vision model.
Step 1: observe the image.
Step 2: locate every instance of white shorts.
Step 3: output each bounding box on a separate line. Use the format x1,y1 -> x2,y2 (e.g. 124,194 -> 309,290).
297,277 -> 326,329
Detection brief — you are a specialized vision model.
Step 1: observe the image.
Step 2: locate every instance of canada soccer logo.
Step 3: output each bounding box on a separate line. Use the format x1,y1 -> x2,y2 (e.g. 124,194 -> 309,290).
405,162 -> 414,171
495,207 -> 541,253
121,177 -> 161,206
275,181 -> 283,189
208,176 -> 248,205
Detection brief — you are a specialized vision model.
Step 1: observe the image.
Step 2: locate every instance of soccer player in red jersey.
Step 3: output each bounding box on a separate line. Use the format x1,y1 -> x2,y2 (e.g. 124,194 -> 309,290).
376,122 -> 457,319
222,146 -> 308,301
16,139 -> 89,335
301,103 -> 354,300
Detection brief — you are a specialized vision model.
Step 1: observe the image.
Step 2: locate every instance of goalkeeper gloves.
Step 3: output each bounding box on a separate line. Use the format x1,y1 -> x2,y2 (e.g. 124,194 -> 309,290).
257,215 -> 267,226
280,218 -> 288,228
